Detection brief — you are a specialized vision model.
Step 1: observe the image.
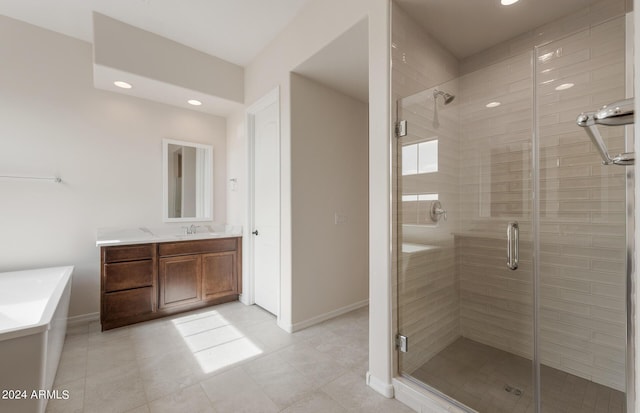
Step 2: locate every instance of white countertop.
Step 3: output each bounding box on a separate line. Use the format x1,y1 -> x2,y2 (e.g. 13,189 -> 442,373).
96,225 -> 242,247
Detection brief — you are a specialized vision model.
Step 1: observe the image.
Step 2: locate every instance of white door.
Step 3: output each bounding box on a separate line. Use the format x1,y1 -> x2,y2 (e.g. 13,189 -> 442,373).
250,91 -> 280,316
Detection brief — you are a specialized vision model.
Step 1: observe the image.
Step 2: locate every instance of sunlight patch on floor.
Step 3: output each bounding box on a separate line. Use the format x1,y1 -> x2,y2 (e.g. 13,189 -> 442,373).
171,310 -> 263,373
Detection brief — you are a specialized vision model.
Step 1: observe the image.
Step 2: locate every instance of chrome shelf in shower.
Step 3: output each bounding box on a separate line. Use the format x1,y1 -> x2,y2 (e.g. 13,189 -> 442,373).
577,97 -> 635,166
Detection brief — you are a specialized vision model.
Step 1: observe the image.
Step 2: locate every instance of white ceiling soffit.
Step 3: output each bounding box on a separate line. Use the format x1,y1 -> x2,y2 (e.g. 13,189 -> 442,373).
93,64 -> 244,116
91,12 -> 244,115
394,0 -> 603,59
0,0 -> 313,66
294,19 -> 369,103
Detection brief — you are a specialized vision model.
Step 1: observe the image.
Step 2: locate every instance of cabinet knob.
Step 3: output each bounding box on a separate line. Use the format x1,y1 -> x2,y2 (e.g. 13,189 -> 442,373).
252,230 -> 259,236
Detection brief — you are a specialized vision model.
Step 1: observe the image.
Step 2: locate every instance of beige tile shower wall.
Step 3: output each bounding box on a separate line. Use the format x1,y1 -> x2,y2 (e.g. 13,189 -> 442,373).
392,2 -> 461,374
457,235 -> 534,358
458,52 -> 534,239
457,10 -> 628,391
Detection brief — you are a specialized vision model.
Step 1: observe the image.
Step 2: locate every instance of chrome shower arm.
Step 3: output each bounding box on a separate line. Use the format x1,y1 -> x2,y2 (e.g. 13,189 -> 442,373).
577,112 -> 615,165
576,98 -> 635,166
576,112 -> 634,165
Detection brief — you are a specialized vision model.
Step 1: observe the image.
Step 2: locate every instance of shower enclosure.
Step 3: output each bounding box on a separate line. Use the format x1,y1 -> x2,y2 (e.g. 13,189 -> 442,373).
394,4 -> 633,413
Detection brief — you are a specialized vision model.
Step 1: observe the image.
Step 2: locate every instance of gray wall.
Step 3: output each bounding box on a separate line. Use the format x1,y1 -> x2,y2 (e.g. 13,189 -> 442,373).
290,73 -> 369,326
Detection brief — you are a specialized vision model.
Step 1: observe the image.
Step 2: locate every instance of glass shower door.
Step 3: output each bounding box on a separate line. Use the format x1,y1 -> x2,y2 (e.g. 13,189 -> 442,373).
536,17 -> 629,413
396,16 -> 631,412
396,51 -> 536,412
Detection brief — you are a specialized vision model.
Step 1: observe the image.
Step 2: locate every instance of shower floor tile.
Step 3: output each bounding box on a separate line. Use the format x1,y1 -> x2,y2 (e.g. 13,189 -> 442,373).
410,338 -> 624,413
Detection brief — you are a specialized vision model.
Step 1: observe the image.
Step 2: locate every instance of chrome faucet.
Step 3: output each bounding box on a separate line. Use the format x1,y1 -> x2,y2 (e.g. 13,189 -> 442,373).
182,225 -> 199,235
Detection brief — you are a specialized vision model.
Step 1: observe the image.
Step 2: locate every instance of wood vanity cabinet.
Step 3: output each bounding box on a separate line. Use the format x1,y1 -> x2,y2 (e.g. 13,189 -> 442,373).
101,237 -> 241,330
101,244 -> 157,330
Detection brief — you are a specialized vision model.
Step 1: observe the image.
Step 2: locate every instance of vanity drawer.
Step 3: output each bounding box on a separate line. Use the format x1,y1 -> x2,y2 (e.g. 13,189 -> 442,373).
103,287 -> 154,321
104,260 -> 154,292
103,244 -> 154,263
158,238 -> 237,257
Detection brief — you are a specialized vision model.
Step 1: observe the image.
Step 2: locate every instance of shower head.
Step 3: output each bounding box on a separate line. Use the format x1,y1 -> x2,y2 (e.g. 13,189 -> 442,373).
433,89 -> 455,105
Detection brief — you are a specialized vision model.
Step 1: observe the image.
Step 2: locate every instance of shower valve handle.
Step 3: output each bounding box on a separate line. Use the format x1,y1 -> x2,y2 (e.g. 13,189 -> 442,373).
430,201 -> 447,222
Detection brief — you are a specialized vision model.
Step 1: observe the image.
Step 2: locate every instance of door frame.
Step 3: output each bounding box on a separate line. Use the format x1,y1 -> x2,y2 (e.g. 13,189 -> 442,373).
244,87 -> 281,318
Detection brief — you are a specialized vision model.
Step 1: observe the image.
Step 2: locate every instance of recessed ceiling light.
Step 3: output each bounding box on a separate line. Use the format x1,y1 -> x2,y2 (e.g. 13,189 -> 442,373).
486,101 -> 502,108
113,81 -> 132,89
555,83 -> 574,91
501,0 -> 520,5
187,99 -> 202,106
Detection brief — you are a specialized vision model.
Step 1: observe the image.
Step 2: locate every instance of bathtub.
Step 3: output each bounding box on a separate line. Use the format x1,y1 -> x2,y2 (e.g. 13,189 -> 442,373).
0,266 -> 73,413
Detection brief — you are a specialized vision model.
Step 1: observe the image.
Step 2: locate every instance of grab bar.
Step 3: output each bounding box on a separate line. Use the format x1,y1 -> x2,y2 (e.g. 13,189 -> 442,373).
577,98 -> 635,166
507,221 -> 519,271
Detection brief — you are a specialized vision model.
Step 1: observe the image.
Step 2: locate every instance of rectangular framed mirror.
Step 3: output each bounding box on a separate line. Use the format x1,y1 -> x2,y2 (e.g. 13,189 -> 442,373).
162,138 -> 213,222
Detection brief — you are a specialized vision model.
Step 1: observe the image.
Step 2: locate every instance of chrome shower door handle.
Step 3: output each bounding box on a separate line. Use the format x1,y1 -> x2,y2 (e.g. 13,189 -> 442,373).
507,221 -> 519,270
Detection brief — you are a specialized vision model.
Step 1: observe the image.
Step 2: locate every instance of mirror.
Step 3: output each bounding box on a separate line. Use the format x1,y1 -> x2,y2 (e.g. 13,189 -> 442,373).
162,139 -> 213,222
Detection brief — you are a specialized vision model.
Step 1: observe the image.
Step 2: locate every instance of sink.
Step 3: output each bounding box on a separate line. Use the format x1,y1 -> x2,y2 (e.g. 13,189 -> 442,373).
149,224 -> 222,239
171,232 -> 222,240
96,225 -> 239,247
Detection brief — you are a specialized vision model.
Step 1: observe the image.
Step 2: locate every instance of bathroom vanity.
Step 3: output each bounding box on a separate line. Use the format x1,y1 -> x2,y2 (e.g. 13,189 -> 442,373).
98,228 -> 241,330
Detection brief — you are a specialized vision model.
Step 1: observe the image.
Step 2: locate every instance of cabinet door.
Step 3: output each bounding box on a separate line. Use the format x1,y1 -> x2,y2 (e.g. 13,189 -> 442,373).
159,255 -> 202,309
202,252 -> 238,301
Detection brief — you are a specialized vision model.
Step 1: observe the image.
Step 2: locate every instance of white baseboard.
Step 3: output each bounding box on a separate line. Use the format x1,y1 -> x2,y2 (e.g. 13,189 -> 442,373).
277,319 -> 293,333
288,299 -> 369,332
238,293 -> 251,306
366,371 -> 395,398
393,377 -> 473,413
67,312 -> 99,327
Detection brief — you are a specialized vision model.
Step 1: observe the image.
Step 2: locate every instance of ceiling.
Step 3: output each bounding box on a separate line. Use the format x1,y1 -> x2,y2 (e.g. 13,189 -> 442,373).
0,0 -> 621,113
394,0 -> 604,59
0,0 -> 312,66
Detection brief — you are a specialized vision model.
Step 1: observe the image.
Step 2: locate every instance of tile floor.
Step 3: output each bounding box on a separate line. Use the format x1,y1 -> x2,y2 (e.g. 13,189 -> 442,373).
411,337 -> 625,413
44,303 -> 414,413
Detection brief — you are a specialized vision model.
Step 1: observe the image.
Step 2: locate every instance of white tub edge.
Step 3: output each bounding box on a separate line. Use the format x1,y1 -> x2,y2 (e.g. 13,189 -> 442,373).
0,266 -> 74,343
